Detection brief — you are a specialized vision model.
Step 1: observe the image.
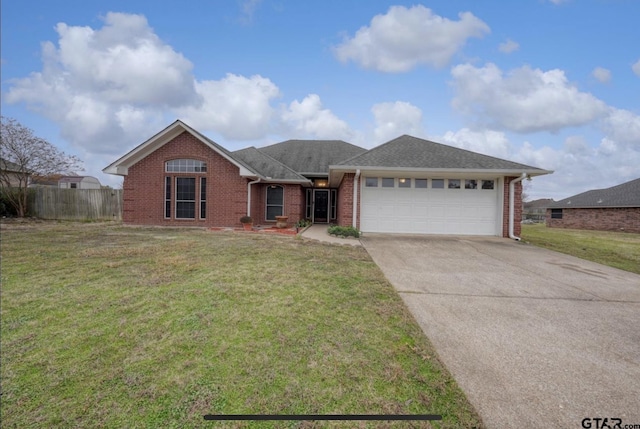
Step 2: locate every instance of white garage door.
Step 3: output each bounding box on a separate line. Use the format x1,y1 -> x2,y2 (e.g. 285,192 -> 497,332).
360,177 -> 500,235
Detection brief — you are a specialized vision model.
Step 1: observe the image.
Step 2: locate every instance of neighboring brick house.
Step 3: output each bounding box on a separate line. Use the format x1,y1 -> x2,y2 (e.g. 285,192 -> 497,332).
104,120 -> 551,238
546,178 -> 640,233
524,198 -> 555,222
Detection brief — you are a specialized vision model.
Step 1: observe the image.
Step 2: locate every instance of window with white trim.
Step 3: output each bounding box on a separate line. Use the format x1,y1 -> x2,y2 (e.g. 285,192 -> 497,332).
398,178 -> 411,188
448,179 -> 461,189
482,180 -> 495,190
432,179 -> 445,189
176,177 -> 196,219
164,177 -> 171,219
165,159 -> 207,173
365,177 -> 378,187
200,178 -> 207,219
382,178 -> 394,187
266,185 -> 284,221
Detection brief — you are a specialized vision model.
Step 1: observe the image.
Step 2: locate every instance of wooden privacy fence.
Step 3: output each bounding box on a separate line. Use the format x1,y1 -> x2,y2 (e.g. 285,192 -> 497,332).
29,188 -> 123,221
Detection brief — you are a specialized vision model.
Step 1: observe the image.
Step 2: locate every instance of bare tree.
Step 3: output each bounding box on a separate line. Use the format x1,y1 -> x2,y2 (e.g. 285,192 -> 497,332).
1,116 -> 82,217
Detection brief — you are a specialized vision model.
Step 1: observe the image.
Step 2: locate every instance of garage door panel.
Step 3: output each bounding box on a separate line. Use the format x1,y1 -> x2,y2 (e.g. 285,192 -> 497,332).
361,179 -> 498,235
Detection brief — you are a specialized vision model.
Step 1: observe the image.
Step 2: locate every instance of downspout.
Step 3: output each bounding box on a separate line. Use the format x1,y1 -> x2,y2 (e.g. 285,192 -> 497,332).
247,178 -> 261,216
508,172 -> 527,241
352,169 -> 361,228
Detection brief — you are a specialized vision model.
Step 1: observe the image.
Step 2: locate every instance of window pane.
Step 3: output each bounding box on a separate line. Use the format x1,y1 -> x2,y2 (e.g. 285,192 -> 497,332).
482,180 -> 495,190
306,188 -> 312,218
448,179 -> 460,189
465,179 -> 477,189
365,177 -> 378,187
176,202 -> 195,219
176,178 -> 196,200
398,178 -> 411,188
267,186 -> 284,205
432,179 -> 444,189
200,178 -> 206,219
331,189 -> 337,220
382,178 -> 394,187
165,159 -> 207,173
266,205 -> 282,220
415,179 -> 428,189
165,177 -> 171,218
551,209 -> 563,219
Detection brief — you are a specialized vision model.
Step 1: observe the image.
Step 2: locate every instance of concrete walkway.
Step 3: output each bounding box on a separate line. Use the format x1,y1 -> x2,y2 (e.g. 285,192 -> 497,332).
361,234 -> 640,429
299,224 -> 362,246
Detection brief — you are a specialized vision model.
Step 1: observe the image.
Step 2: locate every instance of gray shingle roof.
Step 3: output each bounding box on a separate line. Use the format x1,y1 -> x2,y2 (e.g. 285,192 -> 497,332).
258,140 -> 367,174
549,178 -> 640,208
232,147 -> 310,182
336,135 -> 547,172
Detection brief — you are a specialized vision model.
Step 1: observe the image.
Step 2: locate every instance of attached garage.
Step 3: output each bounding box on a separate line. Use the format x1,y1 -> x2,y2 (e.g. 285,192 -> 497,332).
329,135 -> 551,238
360,177 -> 501,235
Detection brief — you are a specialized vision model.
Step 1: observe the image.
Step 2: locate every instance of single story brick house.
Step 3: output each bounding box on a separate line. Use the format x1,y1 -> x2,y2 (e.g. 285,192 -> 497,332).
546,178 -> 640,233
103,120 -> 551,238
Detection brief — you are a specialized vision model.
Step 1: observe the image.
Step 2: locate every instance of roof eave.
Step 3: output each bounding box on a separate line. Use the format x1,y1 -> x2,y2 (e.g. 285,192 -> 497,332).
329,165 -> 553,176
550,204 -> 640,209
102,120 -> 258,177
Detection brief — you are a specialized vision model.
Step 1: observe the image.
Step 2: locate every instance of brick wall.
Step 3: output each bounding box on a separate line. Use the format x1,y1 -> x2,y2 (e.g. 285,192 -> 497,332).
546,207 -> 640,233
337,173 -> 356,228
251,183 -> 304,225
123,131 -> 248,227
502,176 -> 523,238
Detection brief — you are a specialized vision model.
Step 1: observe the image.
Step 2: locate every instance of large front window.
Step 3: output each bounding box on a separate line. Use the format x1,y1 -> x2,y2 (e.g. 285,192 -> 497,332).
164,159 -> 207,220
176,177 -> 196,219
266,185 -> 284,221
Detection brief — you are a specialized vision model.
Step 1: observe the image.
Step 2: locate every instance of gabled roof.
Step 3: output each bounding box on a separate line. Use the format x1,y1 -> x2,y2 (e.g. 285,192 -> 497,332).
103,120 -> 257,177
549,178 -> 640,208
334,135 -> 550,175
258,140 -> 367,175
232,147 -> 311,183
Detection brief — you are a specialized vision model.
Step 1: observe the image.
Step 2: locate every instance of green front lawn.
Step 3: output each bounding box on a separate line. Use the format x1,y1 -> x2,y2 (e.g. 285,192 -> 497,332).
521,223 -> 640,275
1,221 -> 482,428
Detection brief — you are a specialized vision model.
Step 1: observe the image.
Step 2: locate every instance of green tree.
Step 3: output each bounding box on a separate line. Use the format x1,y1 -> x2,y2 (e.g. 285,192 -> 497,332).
0,116 -> 82,217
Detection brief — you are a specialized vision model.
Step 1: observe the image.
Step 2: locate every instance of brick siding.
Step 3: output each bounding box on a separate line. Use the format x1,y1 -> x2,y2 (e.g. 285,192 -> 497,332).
123,133 -> 523,236
337,173 -> 356,228
251,183 -> 304,225
124,131 -> 248,227
122,131 -> 307,227
546,207 -> 640,233
502,176 -> 522,238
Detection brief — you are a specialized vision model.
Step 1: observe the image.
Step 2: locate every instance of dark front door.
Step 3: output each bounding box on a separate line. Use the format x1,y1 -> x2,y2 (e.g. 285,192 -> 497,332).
313,190 -> 329,223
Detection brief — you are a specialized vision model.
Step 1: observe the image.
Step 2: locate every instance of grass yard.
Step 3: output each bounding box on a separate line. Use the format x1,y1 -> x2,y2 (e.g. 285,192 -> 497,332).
0,221 -> 482,428
521,224 -> 640,275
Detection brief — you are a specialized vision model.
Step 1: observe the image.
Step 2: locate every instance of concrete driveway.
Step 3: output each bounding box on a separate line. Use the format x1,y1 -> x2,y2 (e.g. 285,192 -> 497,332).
361,234 -> 640,429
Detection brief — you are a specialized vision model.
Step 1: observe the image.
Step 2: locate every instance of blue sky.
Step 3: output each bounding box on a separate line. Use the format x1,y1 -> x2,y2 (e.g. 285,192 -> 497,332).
2,0 -> 639,199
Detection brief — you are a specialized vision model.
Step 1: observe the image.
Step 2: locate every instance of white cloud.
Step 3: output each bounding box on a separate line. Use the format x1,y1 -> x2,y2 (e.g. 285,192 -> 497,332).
592,67 -> 611,83
281,94 -> 352,140
334,5 -> 489,72
451,63 -> 608,133
632,59 -> 640,77
371,101 -> 425,143
602,108 -> 640,147
440,128 -> 511,159
239,0 -> 262,25
499,39 -> 519,54
178,73 -> 280,140
5,13 -> 197,155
